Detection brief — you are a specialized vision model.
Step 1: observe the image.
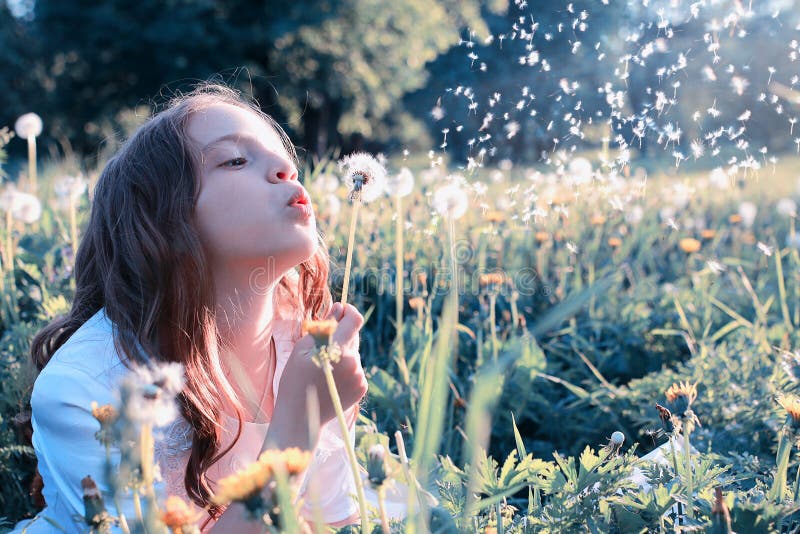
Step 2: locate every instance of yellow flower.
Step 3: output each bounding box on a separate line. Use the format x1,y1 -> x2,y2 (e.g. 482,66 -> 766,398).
160,495 -> 201,531
665,381 -> 698,404
212,460 -> 273,505
741,231 -> 757,245
259,448 -> 313,476
302,319 -> 338,344
484,210 -> 506,224
665,381 -> 698,415
479,272 -> 505,287
700,229 -> 716,240
778,395 -> 800,428
679,238 -> 701,253
90,402 -> 118,425
607,237 -> 622,249
408,297 -> 425,310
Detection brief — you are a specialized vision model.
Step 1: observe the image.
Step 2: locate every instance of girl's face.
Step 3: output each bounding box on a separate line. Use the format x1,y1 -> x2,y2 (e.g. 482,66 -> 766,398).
188,103 -> 317,274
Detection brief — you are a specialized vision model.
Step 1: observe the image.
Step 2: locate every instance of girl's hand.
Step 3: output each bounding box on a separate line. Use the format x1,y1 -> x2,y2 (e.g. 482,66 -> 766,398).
270,303 -> 368,443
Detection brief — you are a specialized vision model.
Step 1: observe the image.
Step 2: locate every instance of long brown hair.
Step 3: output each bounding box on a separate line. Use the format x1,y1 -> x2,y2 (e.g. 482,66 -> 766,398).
29,83 -> 332,519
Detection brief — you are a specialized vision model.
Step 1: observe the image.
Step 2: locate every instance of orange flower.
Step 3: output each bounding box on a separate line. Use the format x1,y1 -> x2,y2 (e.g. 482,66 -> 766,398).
590,214 -> 606,226
728,214 -> 742,224
212,460 -> 273,505
679,238 -> 701,253
741,231 -> 757,245
259,447 -> 313,476
607,237 -> 622,248
665,381 -> 698,405
479,272 -> 505,287
408,297 -> 425,310
302,319 -> 338,344
160,496 -> 201,532
700,229 -> 716,240
484,210 -> 506,223
90,402 -> 118,426
535,231 -> 550,243
778,395 -> 800,427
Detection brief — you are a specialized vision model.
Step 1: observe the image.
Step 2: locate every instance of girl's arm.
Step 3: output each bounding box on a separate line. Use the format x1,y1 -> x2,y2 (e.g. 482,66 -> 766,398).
22,362 -> 165,533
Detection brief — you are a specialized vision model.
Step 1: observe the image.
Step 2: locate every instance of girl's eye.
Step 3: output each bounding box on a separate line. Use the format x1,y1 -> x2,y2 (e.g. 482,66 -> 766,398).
221,157 -> 247,168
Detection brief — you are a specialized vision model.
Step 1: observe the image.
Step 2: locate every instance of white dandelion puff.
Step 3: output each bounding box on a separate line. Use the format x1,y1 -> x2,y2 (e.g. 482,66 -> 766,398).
776,198 -> 797,218
119,361 -> 185,428
14,112 -> 43,139
433,180 -> 469,220
339,152 -> 387,203
738,201 -> 758,228
385,167 -> 415,198
0,185 -> 42,224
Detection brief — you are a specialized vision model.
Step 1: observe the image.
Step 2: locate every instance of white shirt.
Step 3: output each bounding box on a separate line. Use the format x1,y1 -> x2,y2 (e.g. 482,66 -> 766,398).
9,306 -> 404,533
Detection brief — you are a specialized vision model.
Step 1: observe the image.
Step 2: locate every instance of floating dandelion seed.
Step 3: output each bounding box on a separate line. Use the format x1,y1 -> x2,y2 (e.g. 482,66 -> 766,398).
707,260 -> 726,274
757,241 -> 774,256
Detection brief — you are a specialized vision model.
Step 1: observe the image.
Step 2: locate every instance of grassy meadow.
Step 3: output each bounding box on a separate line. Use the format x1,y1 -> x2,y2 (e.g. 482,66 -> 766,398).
2,135 -> 800,532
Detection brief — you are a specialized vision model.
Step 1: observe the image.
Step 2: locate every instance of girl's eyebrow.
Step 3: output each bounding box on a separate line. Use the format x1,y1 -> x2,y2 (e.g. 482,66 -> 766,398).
201,132 -> 265,154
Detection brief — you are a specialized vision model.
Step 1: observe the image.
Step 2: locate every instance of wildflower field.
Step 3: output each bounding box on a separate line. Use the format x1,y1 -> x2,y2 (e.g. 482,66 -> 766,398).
5,0 -> 800,532
4,117 -> 800,531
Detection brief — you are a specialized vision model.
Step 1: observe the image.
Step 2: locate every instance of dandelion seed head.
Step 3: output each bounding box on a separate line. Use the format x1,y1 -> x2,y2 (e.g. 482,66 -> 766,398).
339,152 -> 387,203
14,112 -> 43,139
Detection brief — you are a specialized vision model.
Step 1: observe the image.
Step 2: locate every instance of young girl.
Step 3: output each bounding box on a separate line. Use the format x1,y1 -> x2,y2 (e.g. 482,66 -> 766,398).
10,84 -> 390,533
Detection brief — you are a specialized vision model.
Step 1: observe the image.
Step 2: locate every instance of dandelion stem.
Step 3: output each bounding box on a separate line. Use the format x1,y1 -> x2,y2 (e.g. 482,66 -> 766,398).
395,194 -> 409,385
27,135 -> 37,195
769,428 -> 794,503
132,490 -> 145,532
495,502 -> 504,534
69,194 -> 79,259
448,215 -> 459,362
341,201 -> 361,306
489,292 -> 499,362
395,430 -> 424,534
321,360 -> 369,532
682,423 -> 694,518
3,207 -> 18,324
139,423 -> 160,530
104,442 -> 131,534
775,248 -> 793,330
377,485 -> 390,534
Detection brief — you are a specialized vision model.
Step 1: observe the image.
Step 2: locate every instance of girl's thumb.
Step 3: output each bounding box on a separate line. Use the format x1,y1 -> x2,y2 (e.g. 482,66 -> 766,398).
331,304 -> 364,346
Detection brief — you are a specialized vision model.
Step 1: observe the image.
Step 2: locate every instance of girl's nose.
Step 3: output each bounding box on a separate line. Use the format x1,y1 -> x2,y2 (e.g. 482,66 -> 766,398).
273,159 -> 298,181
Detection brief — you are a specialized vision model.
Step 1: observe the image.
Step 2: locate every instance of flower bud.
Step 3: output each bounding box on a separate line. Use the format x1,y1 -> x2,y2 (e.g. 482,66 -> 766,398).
366,444 -> 388,488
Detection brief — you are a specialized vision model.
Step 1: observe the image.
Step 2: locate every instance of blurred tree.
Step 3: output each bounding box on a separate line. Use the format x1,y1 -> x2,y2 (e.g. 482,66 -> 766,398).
16,0 -> 505,157
0,1 -> 38,156
266,0 -> 507,154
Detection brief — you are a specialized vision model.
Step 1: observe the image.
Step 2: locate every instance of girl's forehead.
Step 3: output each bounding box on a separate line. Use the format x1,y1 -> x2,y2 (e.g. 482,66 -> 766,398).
187,102 -> 284,154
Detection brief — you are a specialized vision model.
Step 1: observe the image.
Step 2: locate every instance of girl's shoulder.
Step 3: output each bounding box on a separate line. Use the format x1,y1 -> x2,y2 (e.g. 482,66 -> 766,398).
39,308 -> 126,386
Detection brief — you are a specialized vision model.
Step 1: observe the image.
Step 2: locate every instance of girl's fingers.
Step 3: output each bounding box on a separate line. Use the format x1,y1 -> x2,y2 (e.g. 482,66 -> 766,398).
327,302 -> 344,321
331,304 -> 364,347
